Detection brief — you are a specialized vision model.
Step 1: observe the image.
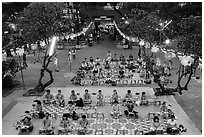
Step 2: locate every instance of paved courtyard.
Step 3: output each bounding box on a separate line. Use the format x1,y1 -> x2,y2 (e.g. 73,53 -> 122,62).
2,35 -> 202,134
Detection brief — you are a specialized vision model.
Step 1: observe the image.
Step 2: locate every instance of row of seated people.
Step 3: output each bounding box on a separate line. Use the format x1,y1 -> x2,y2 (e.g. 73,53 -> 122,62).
15,104 -> 186,135
42,89 -> 150,108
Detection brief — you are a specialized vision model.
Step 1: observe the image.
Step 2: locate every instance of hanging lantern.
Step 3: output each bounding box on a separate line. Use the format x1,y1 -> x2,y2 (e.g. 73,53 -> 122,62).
181,56 -> 194,66
151,46 -> 159,53
139,40 -> 145,46
145,42 -> 151,49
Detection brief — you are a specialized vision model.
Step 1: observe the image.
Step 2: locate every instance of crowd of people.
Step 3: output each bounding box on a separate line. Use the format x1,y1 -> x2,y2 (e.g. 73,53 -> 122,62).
14,88 -> 186,135
71,51 -> 173,87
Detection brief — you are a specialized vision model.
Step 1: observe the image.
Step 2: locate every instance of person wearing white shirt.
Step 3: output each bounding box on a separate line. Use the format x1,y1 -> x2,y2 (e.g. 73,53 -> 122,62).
111,101 -> 122,118
166,115 -> 179,135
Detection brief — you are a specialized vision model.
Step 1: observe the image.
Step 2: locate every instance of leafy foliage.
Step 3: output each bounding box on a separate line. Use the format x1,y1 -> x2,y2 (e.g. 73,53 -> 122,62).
18,2 -> 73,43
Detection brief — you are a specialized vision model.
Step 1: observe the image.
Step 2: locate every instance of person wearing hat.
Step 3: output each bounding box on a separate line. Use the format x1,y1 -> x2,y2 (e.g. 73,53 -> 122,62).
96,90 -> 104,106
19,116 -> 34,133
43,90 -> 54,105
83,89 -> 92,105
55,89 -> 65,107
111,101 -> 122,119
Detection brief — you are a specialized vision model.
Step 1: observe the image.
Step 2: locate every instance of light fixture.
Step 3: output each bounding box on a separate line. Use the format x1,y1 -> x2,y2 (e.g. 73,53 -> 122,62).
48,36 -> 57,56
165,39 -> 170,44
125,20 -> 129,24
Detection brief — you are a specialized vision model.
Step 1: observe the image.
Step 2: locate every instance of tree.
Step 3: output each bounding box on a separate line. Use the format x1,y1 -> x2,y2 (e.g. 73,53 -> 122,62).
118,2 -> 201,95
18,2 -> 72,44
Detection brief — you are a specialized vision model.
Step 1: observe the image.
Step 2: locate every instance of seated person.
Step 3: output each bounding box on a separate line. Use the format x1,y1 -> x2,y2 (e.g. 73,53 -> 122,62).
151,116 -> 163,133
67,101 -> 76,114
137,56 -> 143,65
69,90 -> 78,103
160,101 -> 168,112
166,115 -> 179,135
78,115 -> 89,135
40,112 -> 54,135
34,101 -> 44,119
83,89 -> 92,104
123,90 -> 133,106
104,61 -> 110,69
140,92 -> 148,105
19,116 -> 34,133
111,101 -> 122,118
96,90 -> 104,106
95,57 -> 100,65
118,68 -> 125,78
124,101 -> 138,118
58,114 -> 72,134
111,90 -> 119,104
129,54 -> 134,61
71,74 -> 82,85
81,61 -> 88,70
90,56 -> 94,63
134,93 -> 141,106
55,90 -> 65,107
43,90 -> 54,105
113,54 -> 118,61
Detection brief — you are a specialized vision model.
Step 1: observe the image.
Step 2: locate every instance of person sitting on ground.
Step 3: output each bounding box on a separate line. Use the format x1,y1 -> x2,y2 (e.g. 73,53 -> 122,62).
118,67 -> 125,78
124,101 -> 138,118
55,89 -> 65,107
111,101 -> 122,119
140,92 -> 148,105
96,90 -> 104,106
166,115 -> 179,135
151,115 -> 163,133
160,101 -> 168,112
113,53 -> 118,61
107,51 -> 112,60
123,90 -> 133,106
41,112 -> 53,134
43,90 -> 54,105
69,90 -> 78,103
58,114 -> 72,134
111,90 -> 119,104
34,100 -> 44,119
19,116 -> 34,133
129,54 -> 134,61
78,115 -> 89,134
83,89 -> 92,104
95,57 -> 100,65
137,56 -> 143,65
90,56 -> 94,63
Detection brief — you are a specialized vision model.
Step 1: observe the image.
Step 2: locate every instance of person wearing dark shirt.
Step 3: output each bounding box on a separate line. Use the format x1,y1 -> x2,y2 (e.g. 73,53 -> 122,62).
124,101 -> 138,118
23,53 -> 28,69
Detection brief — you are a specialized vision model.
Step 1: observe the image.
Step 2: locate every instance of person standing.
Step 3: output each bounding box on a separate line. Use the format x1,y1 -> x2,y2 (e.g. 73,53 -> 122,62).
72,49 -> 76,60
54,54 -> 59,72
23,52 -> 28,69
